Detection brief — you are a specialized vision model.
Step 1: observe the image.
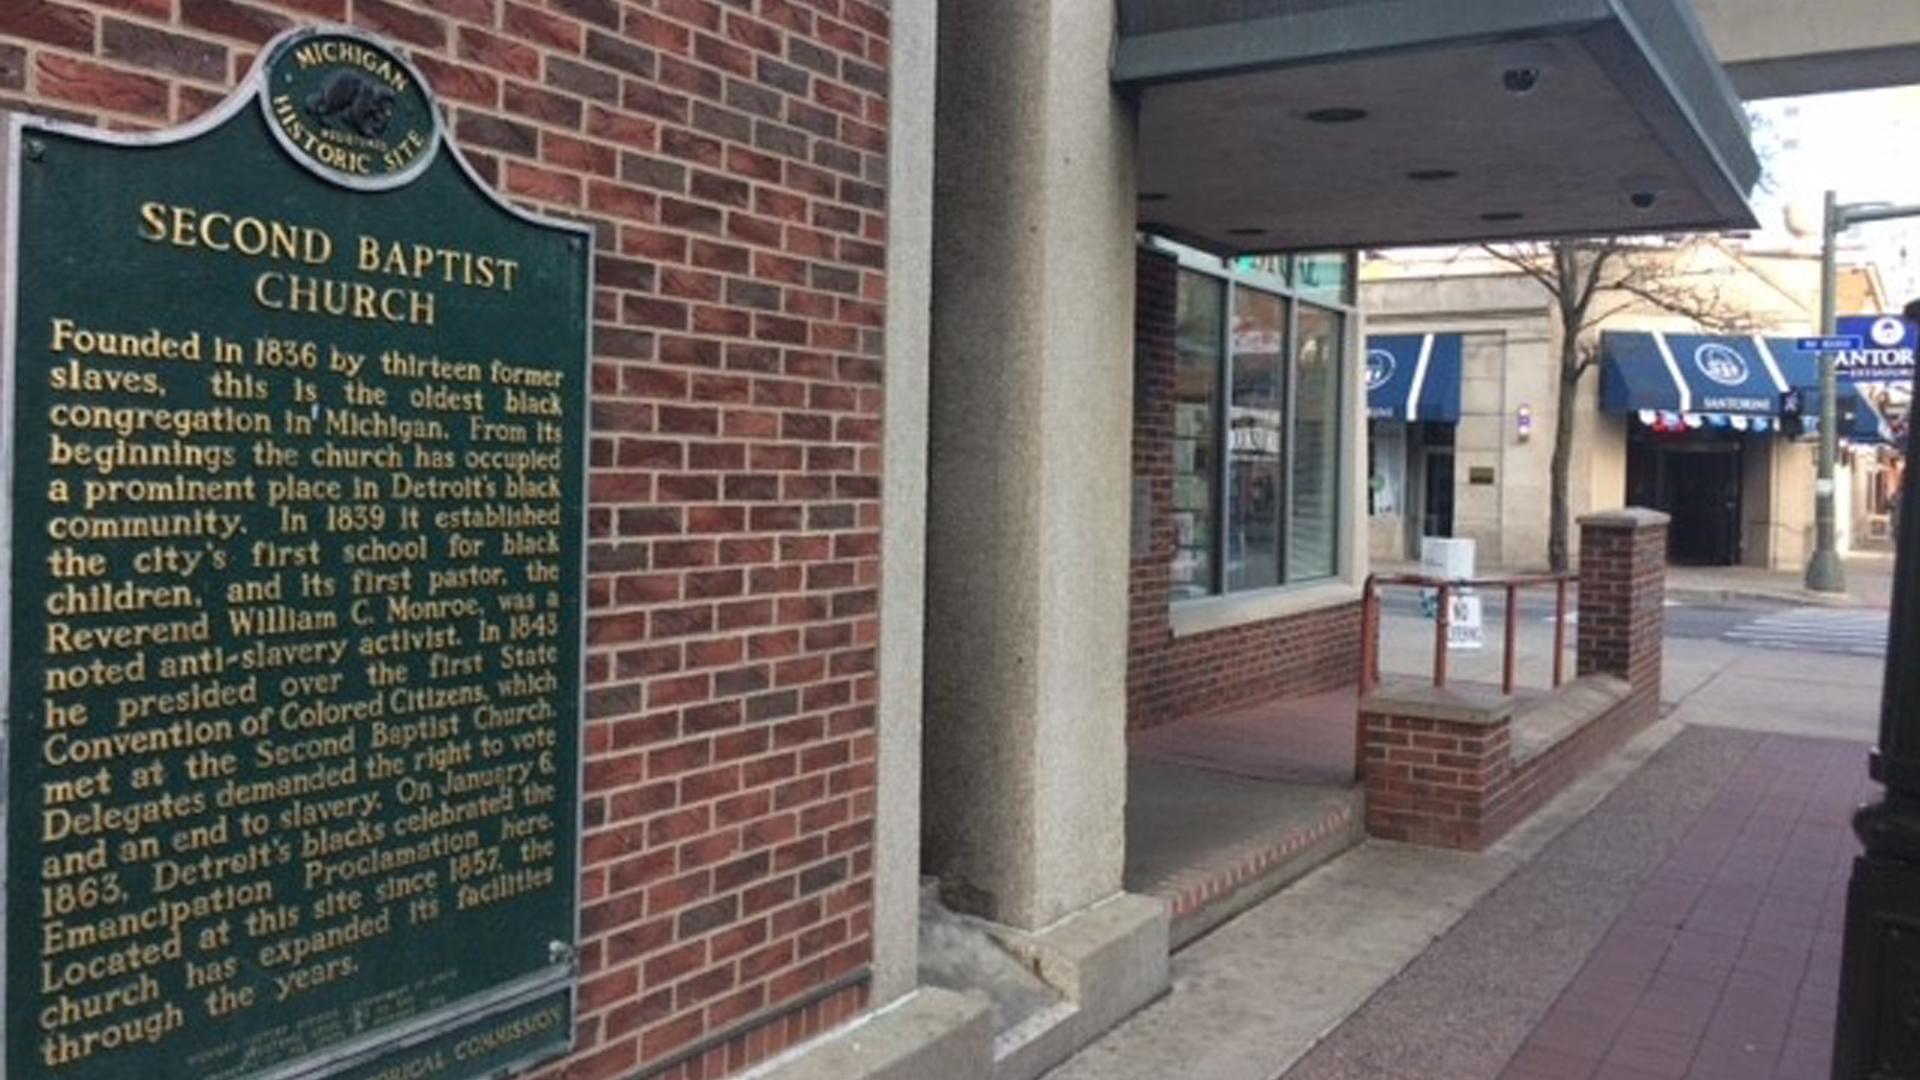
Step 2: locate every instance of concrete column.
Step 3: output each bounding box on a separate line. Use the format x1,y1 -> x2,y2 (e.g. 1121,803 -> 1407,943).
872,0 -> 937,1004
922,0 -> 1138,930
1576,509 -> 1669,698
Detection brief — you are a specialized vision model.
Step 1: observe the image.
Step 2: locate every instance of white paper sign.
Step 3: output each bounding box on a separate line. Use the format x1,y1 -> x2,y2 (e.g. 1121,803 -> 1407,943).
1447,594 -> 1484,650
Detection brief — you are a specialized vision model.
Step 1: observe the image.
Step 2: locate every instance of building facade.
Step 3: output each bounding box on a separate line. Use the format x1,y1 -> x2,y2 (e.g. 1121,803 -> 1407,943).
8,2 -> 1910,1080
1125,244 -> 1366,730
1363,247 -> 1894,571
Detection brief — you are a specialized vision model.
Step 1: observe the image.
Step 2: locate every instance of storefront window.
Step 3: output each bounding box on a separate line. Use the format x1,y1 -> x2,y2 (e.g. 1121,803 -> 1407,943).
1368,421 -> 1406,517
1229,287 -> 1285,589
1290,304 -> 1343,581
1163,250 -> 1354,604
1232,253 -> 1289,279
1171,273 -> 1224,599
1293,252 -> 1351,306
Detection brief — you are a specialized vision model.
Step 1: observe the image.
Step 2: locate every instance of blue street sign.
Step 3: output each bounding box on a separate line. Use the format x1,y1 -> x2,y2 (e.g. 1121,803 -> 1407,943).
1797,335 -> 1863,351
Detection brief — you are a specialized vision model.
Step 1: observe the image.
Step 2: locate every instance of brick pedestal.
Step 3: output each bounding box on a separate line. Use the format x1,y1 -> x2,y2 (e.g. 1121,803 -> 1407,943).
1576,508 -> 1669,710
1361,688 -> 1515,848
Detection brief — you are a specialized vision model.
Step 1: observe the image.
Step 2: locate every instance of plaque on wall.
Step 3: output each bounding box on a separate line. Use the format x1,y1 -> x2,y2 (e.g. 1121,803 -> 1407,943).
3,26 -> 588,1080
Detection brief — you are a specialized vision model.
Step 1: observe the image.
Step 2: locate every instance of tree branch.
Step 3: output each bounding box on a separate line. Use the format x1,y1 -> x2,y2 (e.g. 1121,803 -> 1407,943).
1572,241 -> 1627,321
1586,298 -> 1639,326
1480,243 -> 1563,298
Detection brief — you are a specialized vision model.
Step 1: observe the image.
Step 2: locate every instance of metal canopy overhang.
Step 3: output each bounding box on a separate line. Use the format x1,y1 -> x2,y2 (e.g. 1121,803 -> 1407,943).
1116,0 -> 1762,254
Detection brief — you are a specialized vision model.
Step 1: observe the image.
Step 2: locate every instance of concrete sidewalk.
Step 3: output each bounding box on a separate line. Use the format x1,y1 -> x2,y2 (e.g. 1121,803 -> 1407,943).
1042,631 -> 1883,1080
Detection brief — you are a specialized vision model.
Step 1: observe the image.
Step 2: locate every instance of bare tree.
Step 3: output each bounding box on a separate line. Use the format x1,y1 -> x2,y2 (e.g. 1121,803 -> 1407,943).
1483,237 -> 1761,571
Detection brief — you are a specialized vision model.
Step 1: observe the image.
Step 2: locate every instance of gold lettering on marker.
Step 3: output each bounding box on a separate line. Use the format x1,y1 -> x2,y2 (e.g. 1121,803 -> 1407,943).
34,182 -> 572,1072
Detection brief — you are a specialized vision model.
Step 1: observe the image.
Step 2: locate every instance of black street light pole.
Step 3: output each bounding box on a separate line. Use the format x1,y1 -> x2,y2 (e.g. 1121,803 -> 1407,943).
1832,297 -> 1920,1080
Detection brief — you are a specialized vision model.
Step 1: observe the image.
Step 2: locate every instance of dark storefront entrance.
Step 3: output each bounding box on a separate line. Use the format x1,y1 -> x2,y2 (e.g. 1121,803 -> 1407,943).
1417,422 -> 1456,542
1365,334 -> 1462,554
1628,432 -> 1744,565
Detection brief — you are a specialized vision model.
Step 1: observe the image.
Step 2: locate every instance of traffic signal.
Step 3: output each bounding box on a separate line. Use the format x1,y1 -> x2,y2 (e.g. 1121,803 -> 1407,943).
1780,389 -> 1805,438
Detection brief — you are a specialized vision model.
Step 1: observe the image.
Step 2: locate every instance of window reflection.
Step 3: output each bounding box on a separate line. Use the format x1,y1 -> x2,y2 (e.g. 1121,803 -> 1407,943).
1171,273 -> 1223,599
1161,249 -> 1353,603
1293,252 -> 1351,307
1290,305 -> 1342,580
1228,287 -> 1284,590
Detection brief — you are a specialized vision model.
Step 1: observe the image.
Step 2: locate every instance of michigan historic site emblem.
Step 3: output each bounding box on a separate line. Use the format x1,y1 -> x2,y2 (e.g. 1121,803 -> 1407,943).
260,28 -> 442,190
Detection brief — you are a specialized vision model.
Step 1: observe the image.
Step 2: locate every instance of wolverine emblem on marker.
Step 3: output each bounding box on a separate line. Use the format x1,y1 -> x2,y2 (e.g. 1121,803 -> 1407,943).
304,71 -> 396,139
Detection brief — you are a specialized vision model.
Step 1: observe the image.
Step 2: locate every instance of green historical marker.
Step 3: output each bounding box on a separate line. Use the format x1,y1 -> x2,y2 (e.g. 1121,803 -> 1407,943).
3,26 -> 587,1080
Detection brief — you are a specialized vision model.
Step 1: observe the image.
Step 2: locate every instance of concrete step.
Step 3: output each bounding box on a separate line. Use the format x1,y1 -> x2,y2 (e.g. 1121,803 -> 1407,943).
1123,769 -> 1364,950
914,886 -> 1168,1080
917,882 -> 1066,1043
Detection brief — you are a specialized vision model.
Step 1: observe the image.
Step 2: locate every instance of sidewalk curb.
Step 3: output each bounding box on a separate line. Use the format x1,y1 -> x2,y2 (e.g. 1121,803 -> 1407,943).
1664,585 -> 1866,608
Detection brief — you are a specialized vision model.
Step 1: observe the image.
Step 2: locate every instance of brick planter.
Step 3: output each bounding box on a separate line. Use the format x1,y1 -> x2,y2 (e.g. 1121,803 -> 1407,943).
1362,510 -> 1669,849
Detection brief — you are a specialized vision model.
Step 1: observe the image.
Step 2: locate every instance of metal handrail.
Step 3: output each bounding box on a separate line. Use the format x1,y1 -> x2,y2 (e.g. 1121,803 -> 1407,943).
1358,572 -> 1576,698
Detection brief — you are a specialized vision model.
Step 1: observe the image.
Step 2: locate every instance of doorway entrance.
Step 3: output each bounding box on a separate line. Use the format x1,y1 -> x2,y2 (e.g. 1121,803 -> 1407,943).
1406,422 -> 1455,552
1627,432 -> 1744,565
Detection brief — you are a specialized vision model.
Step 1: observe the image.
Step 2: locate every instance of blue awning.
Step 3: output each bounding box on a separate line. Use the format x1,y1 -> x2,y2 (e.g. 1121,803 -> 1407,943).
1798,386 -> 1893,444
1365,334 -> 1462,423
1600,331 -> 1788,415
1601,330 -> 1886,440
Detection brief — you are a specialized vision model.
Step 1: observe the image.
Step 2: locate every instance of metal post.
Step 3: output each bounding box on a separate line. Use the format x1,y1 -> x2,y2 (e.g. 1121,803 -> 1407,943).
1355,579 -> 1375,783
1359,577 -> 1377,698
1808,191 -> 1845,592
1434,582 -> 1450,687
1552,577 -> 1567,688
1832,299 -> 1920,1079
1502,584 -> 1518,696
1808,194 -> 1920,594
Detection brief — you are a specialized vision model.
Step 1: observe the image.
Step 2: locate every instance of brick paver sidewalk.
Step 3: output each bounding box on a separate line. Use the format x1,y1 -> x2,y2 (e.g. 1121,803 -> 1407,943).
1499,736 -> 1872,1080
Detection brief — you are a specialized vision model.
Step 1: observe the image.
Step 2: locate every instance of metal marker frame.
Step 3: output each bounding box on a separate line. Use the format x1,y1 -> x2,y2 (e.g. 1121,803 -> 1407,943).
0,23 -> 593,1080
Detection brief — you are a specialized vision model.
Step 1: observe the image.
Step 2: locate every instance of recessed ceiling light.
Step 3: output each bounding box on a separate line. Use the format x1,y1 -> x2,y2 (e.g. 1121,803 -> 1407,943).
1227,227 -> 1267,236
1407,168 -> 1459,182
1480,211 -> 1524,223
1305,107 -> 1368,124
1138,191 -> 1170,202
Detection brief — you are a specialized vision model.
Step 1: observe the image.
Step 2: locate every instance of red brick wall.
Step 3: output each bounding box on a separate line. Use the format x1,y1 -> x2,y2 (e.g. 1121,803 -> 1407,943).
1127,247 -> 1361,730
3,2 -> 888,1077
